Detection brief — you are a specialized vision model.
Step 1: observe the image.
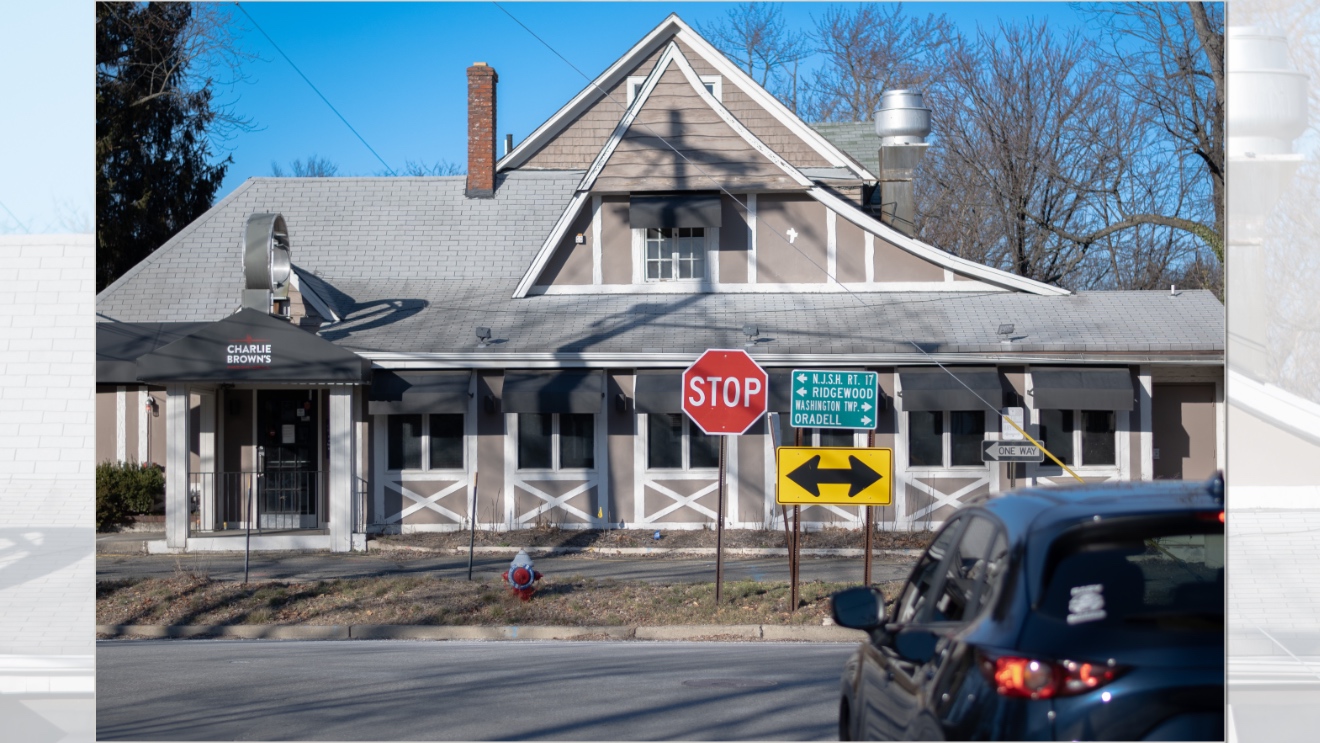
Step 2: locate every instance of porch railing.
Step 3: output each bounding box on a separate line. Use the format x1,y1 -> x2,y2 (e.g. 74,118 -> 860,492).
187,471 -> 326,534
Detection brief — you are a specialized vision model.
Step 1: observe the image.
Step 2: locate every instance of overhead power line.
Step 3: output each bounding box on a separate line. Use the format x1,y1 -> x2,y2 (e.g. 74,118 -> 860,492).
234,2 -> 396,175
491,3 -> 1082,480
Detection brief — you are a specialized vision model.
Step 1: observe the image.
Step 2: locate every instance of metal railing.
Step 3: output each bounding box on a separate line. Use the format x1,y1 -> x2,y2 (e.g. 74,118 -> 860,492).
187,471 -> 325,534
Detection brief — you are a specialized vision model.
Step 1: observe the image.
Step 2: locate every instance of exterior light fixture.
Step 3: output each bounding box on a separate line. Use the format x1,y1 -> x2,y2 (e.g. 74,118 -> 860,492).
742,324 -> 759,346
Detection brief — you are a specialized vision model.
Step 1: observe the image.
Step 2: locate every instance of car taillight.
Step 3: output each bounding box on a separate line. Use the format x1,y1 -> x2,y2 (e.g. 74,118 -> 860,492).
980,654 -> 1124,699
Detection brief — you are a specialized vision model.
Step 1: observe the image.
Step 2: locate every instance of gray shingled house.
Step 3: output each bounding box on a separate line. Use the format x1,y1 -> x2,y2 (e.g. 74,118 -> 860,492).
94,15 -> 1223,552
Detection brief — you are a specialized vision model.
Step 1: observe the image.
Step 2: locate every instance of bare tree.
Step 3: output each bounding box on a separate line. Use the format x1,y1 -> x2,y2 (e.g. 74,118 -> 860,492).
1076,2 -> 1224,262
800,3 -> 954,123
697,2 -> 810,104
270,155 -> 339,177
395,159 -> 465,176
916,20 -> 1128,288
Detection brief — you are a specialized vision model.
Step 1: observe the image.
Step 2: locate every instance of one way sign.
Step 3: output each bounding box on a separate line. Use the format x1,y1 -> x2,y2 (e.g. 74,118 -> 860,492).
982,440 -> 1045,462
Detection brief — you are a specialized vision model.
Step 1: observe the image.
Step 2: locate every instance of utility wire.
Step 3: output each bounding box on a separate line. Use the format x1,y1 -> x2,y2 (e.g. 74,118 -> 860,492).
234,3 -> 396,175
492,3 -> 1080,479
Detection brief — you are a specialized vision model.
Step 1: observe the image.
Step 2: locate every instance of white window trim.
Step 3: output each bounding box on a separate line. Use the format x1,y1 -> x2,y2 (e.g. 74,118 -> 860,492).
642,413 -> 721,472
514,413 -> 597,473
904,410 -> 991,473
634,226 -> 719,284
386,413 -> 467,474
627,73 -> 721,104
1031,408 -> 1122,471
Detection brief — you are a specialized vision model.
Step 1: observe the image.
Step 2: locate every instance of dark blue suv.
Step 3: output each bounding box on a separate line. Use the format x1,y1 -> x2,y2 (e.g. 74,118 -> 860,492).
832,477 -> 1224,740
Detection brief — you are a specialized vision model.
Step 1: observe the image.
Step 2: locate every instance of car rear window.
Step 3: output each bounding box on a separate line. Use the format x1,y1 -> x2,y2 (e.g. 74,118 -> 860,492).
1038,521 -> 1223,632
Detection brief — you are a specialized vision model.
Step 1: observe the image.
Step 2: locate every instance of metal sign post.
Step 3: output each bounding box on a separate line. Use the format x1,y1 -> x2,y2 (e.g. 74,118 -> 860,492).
680,349 -> 768,610
467,473 -> 478,581
791,428 -> 802,612
715,436 -> 727,606
864,430 -> 875,585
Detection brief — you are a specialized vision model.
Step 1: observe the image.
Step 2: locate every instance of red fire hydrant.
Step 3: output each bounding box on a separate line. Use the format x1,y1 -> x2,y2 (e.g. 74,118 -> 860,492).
502,549 -> 543,601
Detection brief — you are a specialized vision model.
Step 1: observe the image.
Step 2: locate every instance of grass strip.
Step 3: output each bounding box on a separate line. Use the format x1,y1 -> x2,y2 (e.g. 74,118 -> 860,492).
97,574 -> 903,628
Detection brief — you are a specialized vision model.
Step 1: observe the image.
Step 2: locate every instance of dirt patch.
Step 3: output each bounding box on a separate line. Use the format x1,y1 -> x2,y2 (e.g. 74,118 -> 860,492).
97,574 -> 905,628
374,526 -> 934,552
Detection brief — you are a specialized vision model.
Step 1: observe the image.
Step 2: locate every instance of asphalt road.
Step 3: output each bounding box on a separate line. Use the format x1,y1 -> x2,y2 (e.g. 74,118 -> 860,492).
96,552 -> 916,585
97,639 -> 858,740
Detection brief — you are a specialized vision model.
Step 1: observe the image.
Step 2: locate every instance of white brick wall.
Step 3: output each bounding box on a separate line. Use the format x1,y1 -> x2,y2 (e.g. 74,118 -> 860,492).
0,235 -> 95,482
0,235 -> 94,666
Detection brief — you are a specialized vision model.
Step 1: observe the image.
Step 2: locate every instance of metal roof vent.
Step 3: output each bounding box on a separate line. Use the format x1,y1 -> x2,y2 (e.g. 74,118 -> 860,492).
242,213 -> 293,314
870,90 -> 931,236
875,89 -> 931,145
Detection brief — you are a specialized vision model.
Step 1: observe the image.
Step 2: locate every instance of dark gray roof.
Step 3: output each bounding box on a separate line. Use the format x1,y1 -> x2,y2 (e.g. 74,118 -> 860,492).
96,170 -> 1223,364
810,122 -> 880,177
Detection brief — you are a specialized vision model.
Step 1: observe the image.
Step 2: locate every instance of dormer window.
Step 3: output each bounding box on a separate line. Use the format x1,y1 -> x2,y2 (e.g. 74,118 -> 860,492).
629,193 -> 722,284
644,228 -> 707,281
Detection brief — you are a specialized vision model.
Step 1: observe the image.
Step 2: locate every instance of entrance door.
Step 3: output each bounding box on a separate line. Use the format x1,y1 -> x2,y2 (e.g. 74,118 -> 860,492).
1152,383 -> 1216,480
257,389 -> 320,528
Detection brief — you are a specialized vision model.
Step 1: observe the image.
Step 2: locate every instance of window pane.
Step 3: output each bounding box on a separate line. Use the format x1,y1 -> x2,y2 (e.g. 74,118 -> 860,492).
428,414 -> 463,470
909,411 -> 942,467
935,516 -> 998,624
518,413 -> 552,469
560,413 -> 595,469
896,518 -> 962,624
689,421 -> 720,468
949,411 -> 985,466
648,414 -> 683,469
388,415 -> 422,470
645,230 -> 665,281
1039,409 -> 1075,466
1081,410 -> 1116,466
818,429 -> 855,448
675,227 -> 705,279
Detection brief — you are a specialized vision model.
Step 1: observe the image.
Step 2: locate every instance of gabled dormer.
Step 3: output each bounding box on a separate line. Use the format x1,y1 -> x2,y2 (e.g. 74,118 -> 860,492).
506,15 -> 1067,300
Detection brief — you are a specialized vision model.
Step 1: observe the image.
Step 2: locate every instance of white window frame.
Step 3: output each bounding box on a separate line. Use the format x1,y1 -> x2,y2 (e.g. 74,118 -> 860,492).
387,413 -> 466,473
802,428 -> 864,447
634,226 -> 718,283
643,413 -> 720,472
1036,409 -> 1120,469
627,74 -> 721,105
515,413 -> 596,472
905,410 -> 990,471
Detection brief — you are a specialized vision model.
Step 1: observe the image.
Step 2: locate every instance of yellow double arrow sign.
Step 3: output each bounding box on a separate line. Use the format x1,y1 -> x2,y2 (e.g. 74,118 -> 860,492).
776,447 -> 893,506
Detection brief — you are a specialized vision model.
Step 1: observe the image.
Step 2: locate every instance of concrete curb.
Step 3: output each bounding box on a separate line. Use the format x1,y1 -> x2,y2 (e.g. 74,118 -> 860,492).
96,623 -> 867,643
369,543 -> 922,559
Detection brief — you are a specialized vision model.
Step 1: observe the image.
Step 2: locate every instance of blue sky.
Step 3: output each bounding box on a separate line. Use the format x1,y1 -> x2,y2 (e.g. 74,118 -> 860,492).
0,1 -> 1093,234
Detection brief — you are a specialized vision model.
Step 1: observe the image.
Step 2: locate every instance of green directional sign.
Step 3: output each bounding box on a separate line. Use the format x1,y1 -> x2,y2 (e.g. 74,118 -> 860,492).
789,369 -> 879,430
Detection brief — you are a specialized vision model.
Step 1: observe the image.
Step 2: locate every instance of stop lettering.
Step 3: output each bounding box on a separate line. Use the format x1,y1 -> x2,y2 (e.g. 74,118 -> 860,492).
681,349 -> 769,435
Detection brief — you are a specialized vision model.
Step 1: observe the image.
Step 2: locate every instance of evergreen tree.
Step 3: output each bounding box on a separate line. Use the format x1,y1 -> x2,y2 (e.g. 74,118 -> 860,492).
96,3 -> 230,292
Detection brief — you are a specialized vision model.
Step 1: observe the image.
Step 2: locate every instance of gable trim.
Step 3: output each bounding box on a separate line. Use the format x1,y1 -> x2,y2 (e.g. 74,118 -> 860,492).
497,14 -> 875,180
512,190 -> 593,298
577,42 -> 813,195
497,18 -> 681,172
809,187 -> 1071,297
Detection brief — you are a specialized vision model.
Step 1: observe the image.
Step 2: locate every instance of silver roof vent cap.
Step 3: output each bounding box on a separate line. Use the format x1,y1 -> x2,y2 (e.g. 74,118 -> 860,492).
875,89 -> 931,145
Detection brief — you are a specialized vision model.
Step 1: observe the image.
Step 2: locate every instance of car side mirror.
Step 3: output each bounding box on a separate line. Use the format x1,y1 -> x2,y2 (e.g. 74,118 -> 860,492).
893,627 -> 939,664
831,586 -> 886,630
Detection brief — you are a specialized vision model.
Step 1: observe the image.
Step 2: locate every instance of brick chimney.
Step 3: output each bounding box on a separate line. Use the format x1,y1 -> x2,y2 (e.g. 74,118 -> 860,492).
466,62 -> 498,198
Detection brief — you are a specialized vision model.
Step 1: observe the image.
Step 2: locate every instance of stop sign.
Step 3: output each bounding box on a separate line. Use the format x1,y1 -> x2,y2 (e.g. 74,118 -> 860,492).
682,349 -> 769,435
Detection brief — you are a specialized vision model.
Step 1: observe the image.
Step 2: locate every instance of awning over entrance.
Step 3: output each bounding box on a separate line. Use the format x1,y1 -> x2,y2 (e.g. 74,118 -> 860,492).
368,371 -> 472,414
898,367 -> 1002,411
135,308 -> 371,384
634,371 -> 682,414
503,371 -> 604,413
97,321 -> 210,384
1030,367 -> 1134,410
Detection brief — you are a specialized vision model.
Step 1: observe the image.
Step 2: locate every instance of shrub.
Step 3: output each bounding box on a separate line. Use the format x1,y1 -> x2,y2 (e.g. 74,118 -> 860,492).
96,461 -> 165,532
